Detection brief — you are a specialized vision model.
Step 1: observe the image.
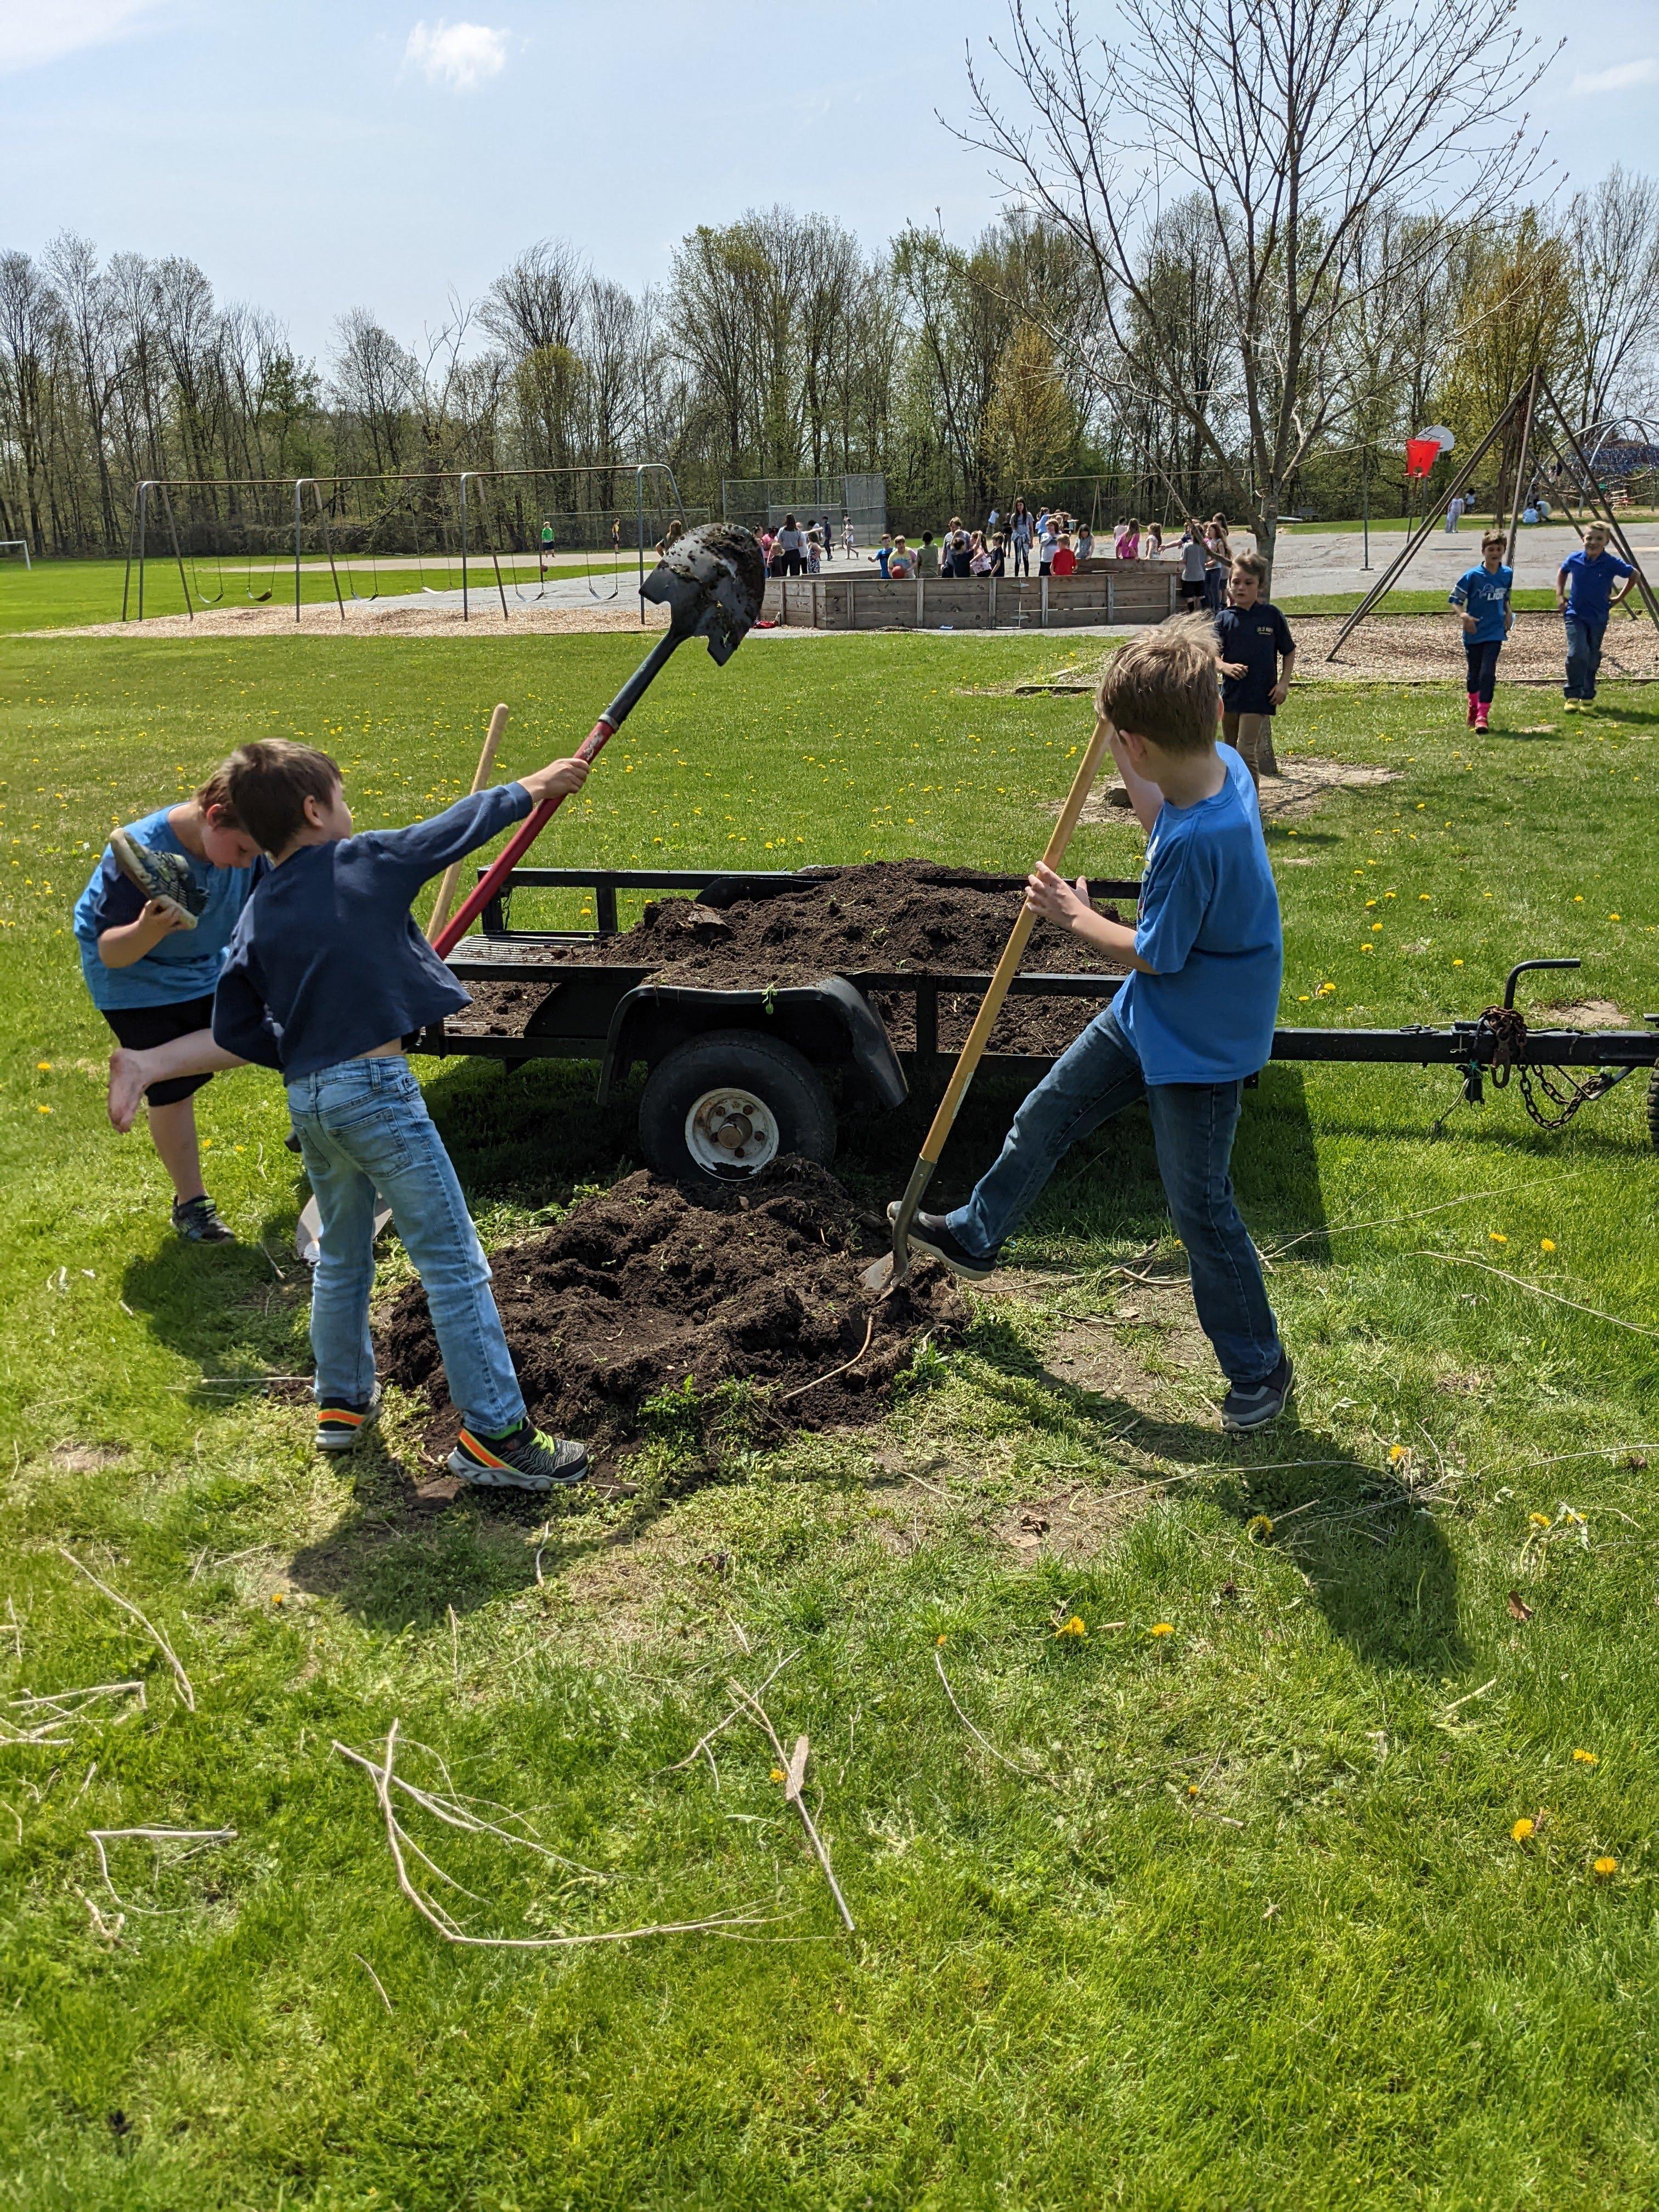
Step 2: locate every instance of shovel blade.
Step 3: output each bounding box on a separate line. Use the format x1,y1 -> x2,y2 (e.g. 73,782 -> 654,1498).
640,523 -> 765,664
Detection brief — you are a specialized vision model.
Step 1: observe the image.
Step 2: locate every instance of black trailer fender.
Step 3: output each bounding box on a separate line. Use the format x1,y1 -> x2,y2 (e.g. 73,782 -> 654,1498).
597,976 -> 907,1110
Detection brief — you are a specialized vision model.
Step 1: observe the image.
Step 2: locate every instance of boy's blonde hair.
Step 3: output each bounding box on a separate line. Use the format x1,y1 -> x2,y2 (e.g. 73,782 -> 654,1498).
1481,530 -> 1508,554
1094,614 -> 1221,756
1584,522 -> 1610,544
1231,550 -> 1269,587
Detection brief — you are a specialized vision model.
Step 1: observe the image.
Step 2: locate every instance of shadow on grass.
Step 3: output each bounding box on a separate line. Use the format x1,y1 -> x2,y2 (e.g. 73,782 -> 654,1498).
961,1310 -> 1464,1677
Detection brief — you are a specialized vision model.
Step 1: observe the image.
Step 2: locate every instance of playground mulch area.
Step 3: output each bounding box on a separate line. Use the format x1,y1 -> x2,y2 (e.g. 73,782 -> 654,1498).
37,597 -> 673,641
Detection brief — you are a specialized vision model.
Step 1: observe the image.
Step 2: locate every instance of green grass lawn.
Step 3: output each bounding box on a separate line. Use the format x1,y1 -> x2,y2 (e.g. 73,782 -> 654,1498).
0,556 -> 642,634
3,629 -> 1658,2208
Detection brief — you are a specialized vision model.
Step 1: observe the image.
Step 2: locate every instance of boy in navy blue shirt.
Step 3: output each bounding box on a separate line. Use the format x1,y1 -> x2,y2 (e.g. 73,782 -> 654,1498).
108,738 -> 594,1492
893,617 -> 1291,1433
1214,550 -> 1295,784
1556,524 -> 1636,709
1448,529 -> 1514,732
76,763 -> 263,1242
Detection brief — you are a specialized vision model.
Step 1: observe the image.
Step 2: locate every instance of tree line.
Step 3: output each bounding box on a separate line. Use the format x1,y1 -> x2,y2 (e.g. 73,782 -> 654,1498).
4,4 -> 1657,563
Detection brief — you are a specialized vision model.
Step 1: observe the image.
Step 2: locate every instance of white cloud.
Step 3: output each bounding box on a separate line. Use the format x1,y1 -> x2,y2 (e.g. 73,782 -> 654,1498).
0,0 -> 172,76
1569,57 -> 1658,95
404,18 -> 508,92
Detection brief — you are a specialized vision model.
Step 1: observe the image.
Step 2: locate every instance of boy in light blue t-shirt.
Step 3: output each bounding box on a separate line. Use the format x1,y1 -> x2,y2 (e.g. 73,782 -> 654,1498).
1448,528 -> 1513,732
891,617 -> 1291,1434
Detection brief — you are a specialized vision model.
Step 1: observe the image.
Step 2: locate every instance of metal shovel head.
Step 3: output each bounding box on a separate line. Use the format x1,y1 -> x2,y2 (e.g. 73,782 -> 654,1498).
296,1191 -> 393,1265
640,522 -> 765,665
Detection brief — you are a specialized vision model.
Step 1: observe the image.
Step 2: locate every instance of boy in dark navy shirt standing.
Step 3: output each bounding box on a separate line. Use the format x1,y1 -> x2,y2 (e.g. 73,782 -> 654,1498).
109,738 -> 594,1492
1214,551 -> 1295,786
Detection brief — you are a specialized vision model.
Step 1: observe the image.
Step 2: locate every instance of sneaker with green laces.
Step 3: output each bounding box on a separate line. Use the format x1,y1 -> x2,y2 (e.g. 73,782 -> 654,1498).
315,1384 -> 382,1454
448,1420 -> 589,1491
171,1194 -> 234,1243
110,826 -> 204,927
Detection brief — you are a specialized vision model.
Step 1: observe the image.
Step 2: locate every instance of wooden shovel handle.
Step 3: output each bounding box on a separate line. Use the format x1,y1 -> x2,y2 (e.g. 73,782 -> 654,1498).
426,702 -> 509,942
917,716 -> 1116,1168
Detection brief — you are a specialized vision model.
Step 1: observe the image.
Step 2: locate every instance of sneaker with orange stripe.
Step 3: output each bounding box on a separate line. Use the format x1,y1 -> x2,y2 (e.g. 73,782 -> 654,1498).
315,1384 -> 382,1454
448,1420 -> 589,1491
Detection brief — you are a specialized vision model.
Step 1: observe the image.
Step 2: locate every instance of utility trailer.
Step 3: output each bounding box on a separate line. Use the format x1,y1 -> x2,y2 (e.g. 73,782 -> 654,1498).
415,865 -> 1659,1184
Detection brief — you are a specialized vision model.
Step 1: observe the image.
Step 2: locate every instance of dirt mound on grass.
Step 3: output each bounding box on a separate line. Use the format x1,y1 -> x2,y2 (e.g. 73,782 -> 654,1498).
450,859 -> 1123,1060
379,1159 -> 967,1461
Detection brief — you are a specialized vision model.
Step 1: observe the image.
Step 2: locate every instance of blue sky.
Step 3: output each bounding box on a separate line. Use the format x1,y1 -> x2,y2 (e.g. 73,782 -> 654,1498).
4,0 -> 1658,363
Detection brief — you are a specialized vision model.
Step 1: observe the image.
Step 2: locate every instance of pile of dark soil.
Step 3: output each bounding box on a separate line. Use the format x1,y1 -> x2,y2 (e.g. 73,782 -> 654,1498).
379,1159 -> 967,1462
449,860 -> 1122,1058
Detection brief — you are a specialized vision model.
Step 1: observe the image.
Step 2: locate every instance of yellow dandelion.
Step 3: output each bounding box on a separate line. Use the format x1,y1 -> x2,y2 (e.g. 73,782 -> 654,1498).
36,1060 -> 50,1071
1609,913 -> 1621,922
1187,1782 -> 1200,1797
1246,1514 -> 1274,1539
1452,958 -> 1464,967
1540,1238 -> 1555,1253
37,1103 -> 50,1114
270,1592 -> 284,1605
1572,1749 -> 1599,1766
1489,1232 -> 1508,1245
1055,1616 -> 1088,1639
770,1767 -> 786,1783
1528,1511 -> 1551,1527
1511,1818 -> 1534,1842
1593,1856 -> 1619,1877
1149,1622 -> 1174,1638
1389,1443 -> 1407,1463
936,1633 -> 947,1646
1575,894 -> 1584,902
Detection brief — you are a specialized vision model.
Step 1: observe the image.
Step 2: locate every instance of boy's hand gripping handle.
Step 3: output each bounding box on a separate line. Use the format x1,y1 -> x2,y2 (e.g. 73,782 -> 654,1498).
429,627 -> 681,961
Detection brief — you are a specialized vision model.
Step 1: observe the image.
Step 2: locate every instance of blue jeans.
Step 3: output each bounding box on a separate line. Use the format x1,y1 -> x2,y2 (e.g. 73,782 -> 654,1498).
1564,614 -> 1606,700
946,1007 -> 1283,1388
287,1056 -> 523,1432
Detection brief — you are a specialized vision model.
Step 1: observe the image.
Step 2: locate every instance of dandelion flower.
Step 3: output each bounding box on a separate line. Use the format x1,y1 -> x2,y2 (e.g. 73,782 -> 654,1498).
770,1767 -> 786,1784
1609,913 -> 1621,922
1572,1749 -> 1599,1766
1149,1622 -> 1174,1638
936,1633 -> 948,1646
1540,1238 -> 1555,1253
1489,1232 -> 1508,1245
1452,958 -> 1464,967
270,1592 -> 284,1605
1246,1514 -> 1274,1538
1575,894 -> 1584,903
1187,1783 -> 1200,1797
1593,1856 -> 1618,1877
1528,1511 -> 1551,1527
1055,1616 -> 1088,1639
1511,1818 -> 1534,1842
37,1104 -> 50,1114
1389,1443 -> 1408,1463
36,1060 -> 50,1071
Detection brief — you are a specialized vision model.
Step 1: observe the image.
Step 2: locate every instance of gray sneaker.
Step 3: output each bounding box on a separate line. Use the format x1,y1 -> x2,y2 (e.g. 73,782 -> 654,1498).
172,1194 -> 234,1244
448,1421 -> 589,1492
110,826 -> 203,926
1222,1354 -> 1294,1434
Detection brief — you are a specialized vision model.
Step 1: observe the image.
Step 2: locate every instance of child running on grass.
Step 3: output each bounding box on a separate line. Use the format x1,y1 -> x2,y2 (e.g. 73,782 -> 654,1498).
1448,529 -> 1513,732
889,617 -> 1292,1434
1215,550 -> 1295,785
74,765 -> 264,1243
1556,523 -> 1636,711
108,739 -> 595,1492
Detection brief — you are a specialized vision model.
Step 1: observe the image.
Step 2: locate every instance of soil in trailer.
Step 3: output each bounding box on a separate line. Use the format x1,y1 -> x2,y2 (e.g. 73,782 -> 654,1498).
379,1159 -> 968,1464
447,858 -> 1126,1059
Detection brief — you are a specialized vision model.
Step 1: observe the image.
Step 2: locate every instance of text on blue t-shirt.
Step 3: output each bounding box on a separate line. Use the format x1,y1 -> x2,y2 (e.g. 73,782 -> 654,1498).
1449,563 -> 1513,644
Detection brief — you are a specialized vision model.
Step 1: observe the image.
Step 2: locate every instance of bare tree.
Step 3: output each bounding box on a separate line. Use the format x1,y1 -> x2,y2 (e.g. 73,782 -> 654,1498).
1564,167 -> 1659,430
961,0 -> 1554,579
0,250 -> 61,550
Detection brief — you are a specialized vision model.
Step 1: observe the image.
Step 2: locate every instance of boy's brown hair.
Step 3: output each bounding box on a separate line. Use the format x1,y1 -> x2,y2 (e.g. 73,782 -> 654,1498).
193,764 -> 245,829
1481,530 -> 1508,554
1231,549 -> 1269,587
1094,614 -> 1221,756
225,740 -> 342,854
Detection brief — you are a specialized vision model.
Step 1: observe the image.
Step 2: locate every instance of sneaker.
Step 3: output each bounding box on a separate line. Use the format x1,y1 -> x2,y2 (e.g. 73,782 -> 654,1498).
1562,698 -> 1583,713
110,826 -> 204,926
1222,1353 -> 1295,1434
315,1384 -> 382,1453
448,1420 -> 589,1491
172,1194 -> 234,1243
885,1203 -> 1000,1282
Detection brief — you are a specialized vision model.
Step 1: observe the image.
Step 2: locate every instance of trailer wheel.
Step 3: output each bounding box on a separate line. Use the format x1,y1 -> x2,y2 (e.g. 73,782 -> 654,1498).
639,1030 -> 836,1187
1649,1068 -> 1659,1155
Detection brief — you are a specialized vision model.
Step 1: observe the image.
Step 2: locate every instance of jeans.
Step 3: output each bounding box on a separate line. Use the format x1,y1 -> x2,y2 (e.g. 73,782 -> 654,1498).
287,1056 -> 524,1431
946,1007 -> 1283,1388
1012,544 -> 1031,575
1563,614 -> 1606,700
1204,567 -> 1224,614
1464,638 -> 1501,704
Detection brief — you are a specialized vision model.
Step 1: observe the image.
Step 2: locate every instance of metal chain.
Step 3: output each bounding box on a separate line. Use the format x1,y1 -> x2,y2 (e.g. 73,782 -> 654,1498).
1476,1005 -> 1620,1131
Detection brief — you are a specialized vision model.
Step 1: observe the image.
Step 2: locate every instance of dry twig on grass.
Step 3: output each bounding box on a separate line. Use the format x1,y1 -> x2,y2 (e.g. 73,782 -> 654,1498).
727,1680 -> 855,1932
1410,1250 -> 1659,1339
657,1649 -> 799,1784
2,1680 -> 145,1747
353,1953 -> 394,2012
88,1826 -> 236,1910
933,1647 -> 1058,1786
58,1550 -> 195,1711
335,1724 -> 789,1952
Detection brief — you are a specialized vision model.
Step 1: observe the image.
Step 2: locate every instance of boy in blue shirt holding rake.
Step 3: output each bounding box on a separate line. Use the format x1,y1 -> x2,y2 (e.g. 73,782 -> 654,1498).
896,617 -> 1292,1434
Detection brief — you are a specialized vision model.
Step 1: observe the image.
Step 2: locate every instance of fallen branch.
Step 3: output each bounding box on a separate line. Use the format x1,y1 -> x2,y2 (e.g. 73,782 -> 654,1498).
338,1723 -> 788,1951
933,1647 -> 1057,1786
333,1740 -> 606,1877
1410,1251 -> 1659,1339
779,1313 -> 877,1404
2,1679 -> 145,1747
88,1826 -> 236,1908
353,1952 -> 394,2013
657,1650 -> 799,1779
727,1682 -> 855,1933
58,1550 -> 195,1712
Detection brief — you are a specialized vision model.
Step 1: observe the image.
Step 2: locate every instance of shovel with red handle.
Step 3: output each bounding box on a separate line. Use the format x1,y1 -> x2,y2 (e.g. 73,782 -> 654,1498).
294,523 -> 766,1265
430,523 -> 767,959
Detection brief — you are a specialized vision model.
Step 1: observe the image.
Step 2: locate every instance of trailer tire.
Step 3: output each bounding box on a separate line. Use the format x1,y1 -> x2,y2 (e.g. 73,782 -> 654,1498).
1649,1068 -> 1659,1155
639,1030 -> 836,1188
